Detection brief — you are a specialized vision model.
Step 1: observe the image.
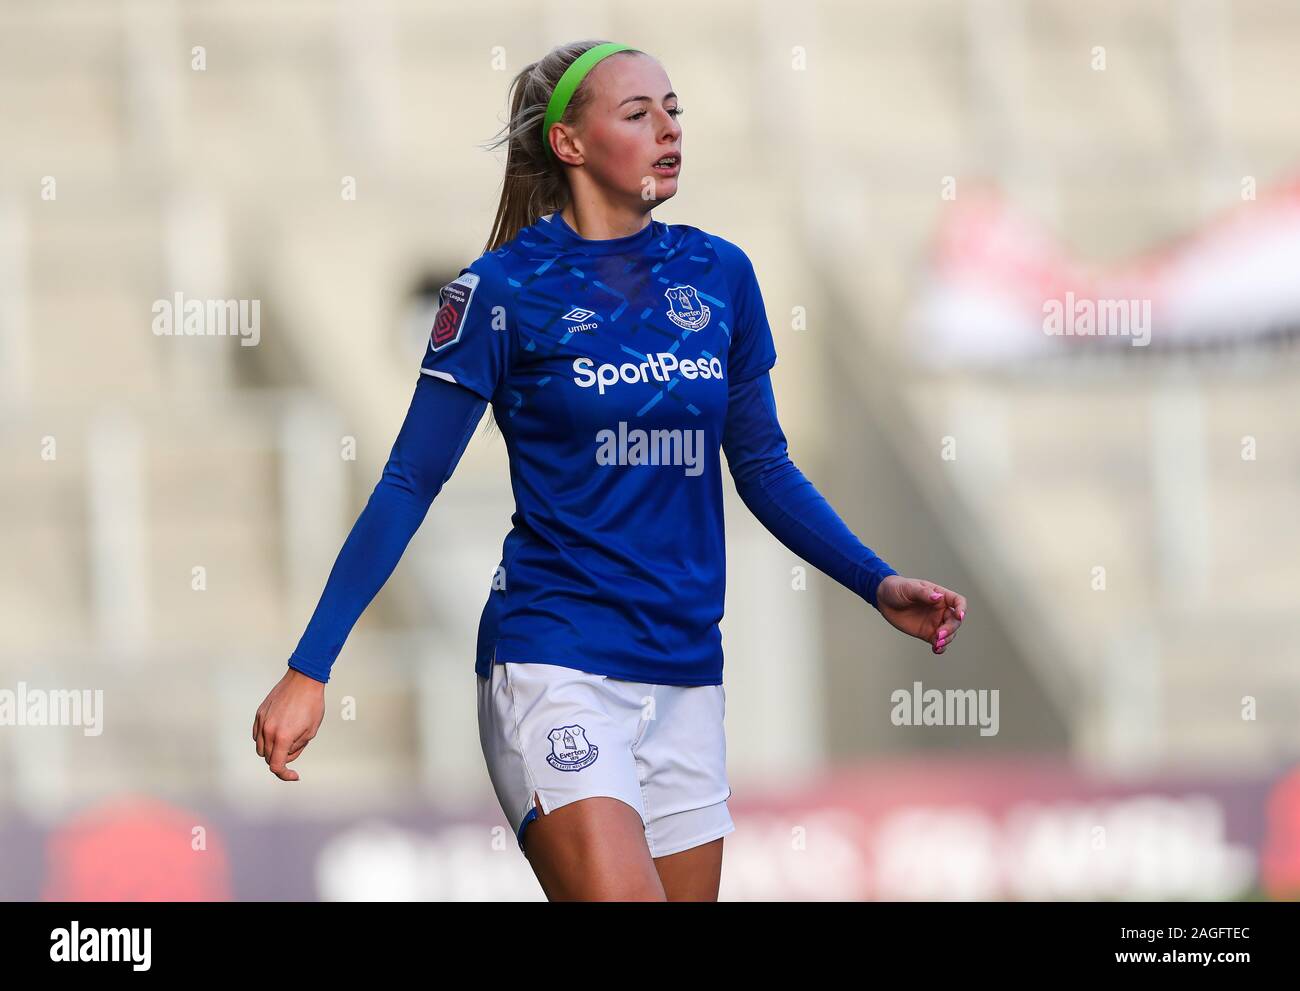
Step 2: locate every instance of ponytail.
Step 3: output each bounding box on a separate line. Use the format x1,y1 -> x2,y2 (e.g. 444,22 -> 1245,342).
479,40 -> 644,253
472,41 -> 643,437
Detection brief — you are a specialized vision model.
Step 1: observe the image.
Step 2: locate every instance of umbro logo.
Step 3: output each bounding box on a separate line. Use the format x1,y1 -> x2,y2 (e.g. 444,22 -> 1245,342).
561,306 -> 599,334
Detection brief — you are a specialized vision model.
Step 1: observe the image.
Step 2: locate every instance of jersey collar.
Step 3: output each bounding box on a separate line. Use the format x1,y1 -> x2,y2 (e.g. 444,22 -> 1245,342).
536,211 -> 665,256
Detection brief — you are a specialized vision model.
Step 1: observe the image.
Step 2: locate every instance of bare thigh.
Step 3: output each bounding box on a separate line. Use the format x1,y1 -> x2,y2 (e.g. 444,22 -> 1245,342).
653,836 -> 724,901
522,793 -> 666,901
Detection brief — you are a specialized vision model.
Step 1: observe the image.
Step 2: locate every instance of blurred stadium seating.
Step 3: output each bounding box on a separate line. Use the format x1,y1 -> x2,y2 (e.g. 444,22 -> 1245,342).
1,0 -> 1298,900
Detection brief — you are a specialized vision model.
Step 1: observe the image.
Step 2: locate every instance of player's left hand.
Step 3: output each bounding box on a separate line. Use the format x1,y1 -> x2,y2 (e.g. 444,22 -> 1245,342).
875,576 -> 967,654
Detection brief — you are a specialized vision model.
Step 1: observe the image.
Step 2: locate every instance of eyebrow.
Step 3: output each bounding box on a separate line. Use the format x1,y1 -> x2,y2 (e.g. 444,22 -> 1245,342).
618,92 -> 677,106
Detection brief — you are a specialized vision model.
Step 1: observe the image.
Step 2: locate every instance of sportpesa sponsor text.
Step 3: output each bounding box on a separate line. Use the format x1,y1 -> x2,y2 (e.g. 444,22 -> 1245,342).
572,352 -> 725,395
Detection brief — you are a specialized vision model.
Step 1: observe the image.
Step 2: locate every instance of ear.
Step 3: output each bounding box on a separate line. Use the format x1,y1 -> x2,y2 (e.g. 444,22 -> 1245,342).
550,123 -> 584,166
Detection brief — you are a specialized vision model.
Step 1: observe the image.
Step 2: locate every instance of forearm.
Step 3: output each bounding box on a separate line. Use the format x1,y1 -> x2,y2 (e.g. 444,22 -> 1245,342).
287,375 -> 487,683
734,459 -> 897,607
723,372 -> 897,608
286,481 -> 432,682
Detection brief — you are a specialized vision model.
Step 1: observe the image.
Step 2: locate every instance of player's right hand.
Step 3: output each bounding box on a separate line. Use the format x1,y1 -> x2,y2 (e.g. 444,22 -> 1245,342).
253,668 -> 326,781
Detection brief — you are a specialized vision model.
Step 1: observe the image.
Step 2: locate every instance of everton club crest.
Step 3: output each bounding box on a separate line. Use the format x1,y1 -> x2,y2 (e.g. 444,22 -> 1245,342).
664,284 -> 711,331
546,724 -> 599,771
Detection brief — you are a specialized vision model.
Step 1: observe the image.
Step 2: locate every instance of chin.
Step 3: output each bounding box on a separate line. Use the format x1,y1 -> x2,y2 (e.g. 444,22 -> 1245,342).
651,179 -> 679,203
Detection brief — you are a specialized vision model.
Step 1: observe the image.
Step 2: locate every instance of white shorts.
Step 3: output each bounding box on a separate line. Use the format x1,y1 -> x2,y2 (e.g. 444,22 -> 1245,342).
476,660 -> 735,859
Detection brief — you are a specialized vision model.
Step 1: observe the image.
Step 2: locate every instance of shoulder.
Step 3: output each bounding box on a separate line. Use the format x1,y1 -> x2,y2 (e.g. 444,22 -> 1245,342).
656,221 -> 740,256
698,228 -> 744,260
682,227 -> 756,286
649,222 -> 755,287
459,247 -> 513,290
677,228 -> 760,305
426,249 -> 516,354
446,248 -> 518,323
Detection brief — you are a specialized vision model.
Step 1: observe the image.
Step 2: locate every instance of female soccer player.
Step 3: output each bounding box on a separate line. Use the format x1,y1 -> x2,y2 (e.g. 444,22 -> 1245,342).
253,40 -> 967,901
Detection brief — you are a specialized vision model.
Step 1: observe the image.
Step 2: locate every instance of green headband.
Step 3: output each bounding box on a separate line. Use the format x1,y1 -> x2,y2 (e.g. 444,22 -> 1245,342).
543,43 -> 634,161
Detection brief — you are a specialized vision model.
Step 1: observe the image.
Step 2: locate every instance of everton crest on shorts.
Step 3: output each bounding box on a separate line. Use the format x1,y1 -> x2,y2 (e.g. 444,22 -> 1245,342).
546,724 -> 599,771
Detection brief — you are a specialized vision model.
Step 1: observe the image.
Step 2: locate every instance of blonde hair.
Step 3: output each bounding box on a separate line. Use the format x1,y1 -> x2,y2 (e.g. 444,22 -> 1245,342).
473,41 -> 645,438
480,40 -> 646,254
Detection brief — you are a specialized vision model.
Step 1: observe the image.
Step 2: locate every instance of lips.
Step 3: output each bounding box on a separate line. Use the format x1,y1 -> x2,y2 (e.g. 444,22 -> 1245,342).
652,152 -> 681,172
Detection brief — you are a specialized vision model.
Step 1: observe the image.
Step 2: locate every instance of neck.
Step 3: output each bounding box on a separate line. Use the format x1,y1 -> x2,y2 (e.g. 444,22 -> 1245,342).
560,198 -> 652,240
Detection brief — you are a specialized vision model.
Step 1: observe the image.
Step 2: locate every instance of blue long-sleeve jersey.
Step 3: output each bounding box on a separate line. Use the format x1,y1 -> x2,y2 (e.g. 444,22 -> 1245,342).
288,213 -> 896,685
